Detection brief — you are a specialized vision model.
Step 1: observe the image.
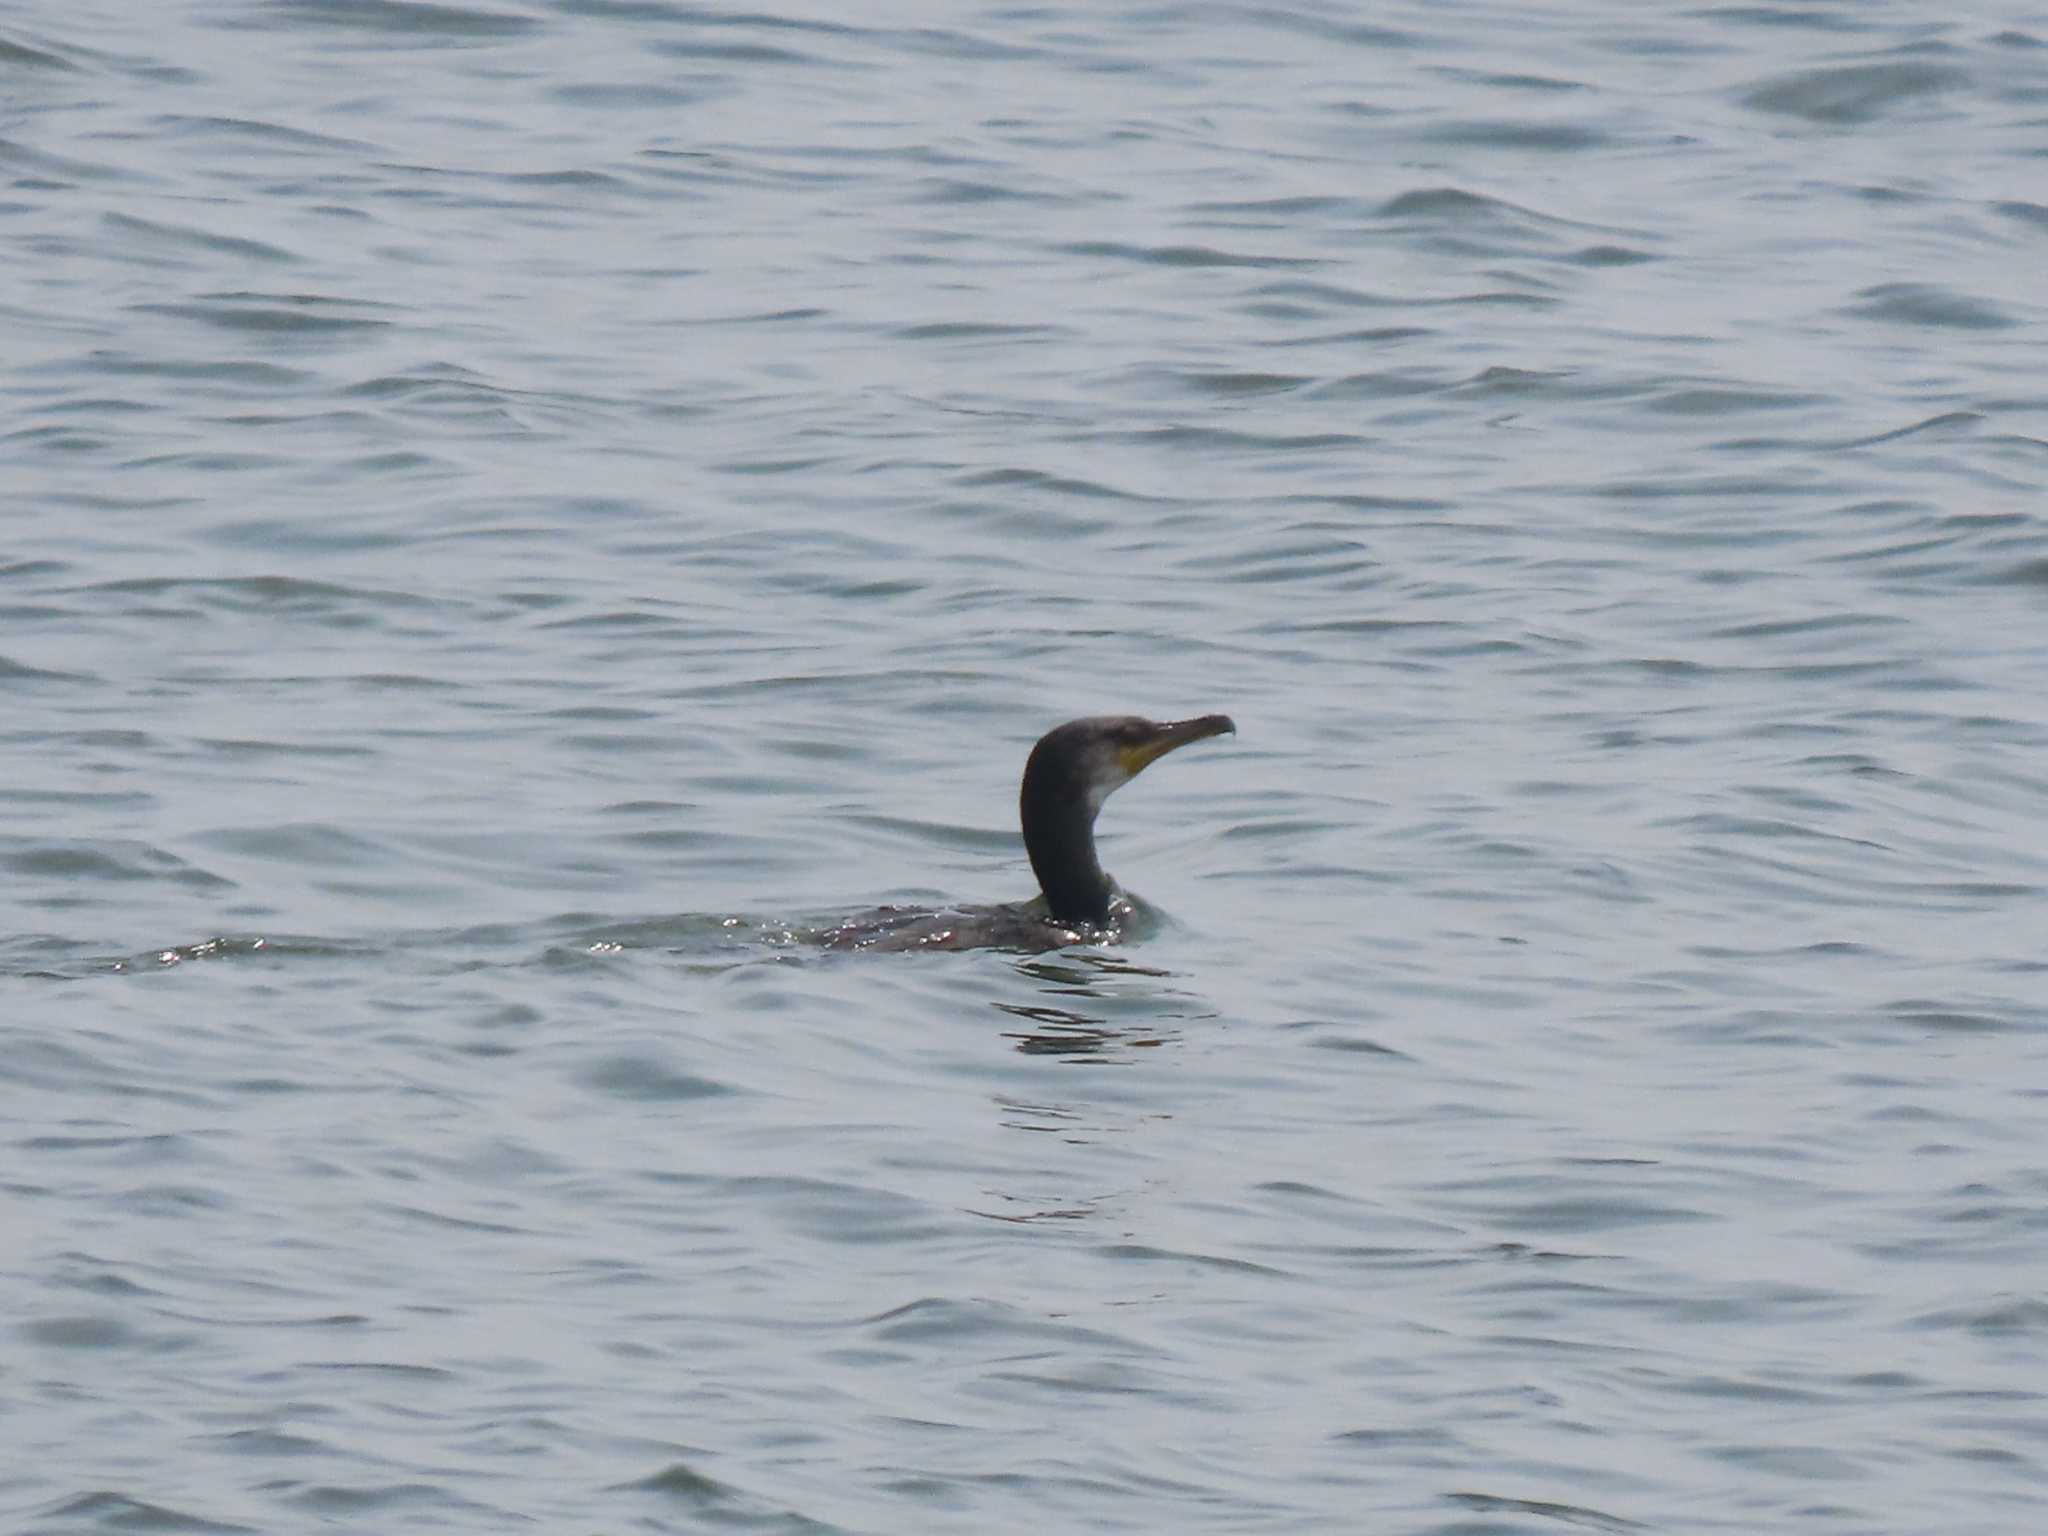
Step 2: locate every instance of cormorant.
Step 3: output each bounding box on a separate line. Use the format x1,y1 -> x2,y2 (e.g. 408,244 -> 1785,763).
816,713 -> 1236,952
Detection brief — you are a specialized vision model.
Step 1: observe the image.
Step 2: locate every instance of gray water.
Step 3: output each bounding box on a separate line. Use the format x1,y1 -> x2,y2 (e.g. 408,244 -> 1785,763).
6,0 -> 2048,1530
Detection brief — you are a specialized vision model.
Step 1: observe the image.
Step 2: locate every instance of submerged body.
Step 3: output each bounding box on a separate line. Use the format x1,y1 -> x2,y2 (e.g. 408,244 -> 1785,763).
812,898 -> 1121,954
817,713 -> 1235,953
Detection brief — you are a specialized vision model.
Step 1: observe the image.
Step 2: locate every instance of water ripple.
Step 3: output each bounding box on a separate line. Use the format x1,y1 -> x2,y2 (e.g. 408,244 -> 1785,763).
6,0 -> 2048,1532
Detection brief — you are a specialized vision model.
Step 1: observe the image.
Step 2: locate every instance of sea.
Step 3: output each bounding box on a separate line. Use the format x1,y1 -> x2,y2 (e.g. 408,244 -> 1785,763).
5,1 -> 2048,1531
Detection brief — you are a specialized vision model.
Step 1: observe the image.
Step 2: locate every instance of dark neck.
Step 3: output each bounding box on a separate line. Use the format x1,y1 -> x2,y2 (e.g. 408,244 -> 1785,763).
1020,766 -> 1113,926
1023,798 -> 1112,924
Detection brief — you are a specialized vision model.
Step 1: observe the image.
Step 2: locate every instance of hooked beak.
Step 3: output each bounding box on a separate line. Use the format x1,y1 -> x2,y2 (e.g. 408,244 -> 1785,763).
1119,714 -> 1236,778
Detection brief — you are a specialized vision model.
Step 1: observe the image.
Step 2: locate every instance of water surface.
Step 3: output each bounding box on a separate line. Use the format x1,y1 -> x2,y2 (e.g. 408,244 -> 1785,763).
5,1 -> 2048,1531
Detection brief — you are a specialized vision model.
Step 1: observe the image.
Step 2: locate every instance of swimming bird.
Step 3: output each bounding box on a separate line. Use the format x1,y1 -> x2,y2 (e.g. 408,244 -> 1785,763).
817,713 -> 1236,952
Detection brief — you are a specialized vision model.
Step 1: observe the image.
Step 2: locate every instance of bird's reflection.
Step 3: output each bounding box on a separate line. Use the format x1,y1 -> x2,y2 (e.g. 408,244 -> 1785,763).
992,950 -> 1194,1059
993,999 -> 1174,1058
1015,952 -> 1174,986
